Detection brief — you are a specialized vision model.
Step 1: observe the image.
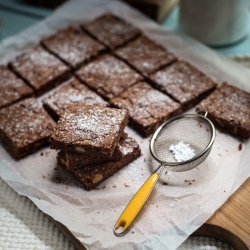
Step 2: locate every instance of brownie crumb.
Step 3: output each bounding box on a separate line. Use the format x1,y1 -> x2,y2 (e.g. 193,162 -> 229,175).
55,175 -> 62,183
238,143 -> 242,151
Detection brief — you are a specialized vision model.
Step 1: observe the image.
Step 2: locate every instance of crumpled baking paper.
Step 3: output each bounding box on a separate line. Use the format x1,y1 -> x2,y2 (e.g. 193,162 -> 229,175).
0,0 -> 249,249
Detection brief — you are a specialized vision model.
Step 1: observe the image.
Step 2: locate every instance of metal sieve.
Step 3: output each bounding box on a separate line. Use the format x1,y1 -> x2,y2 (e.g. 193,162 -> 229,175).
113,111 -> 215,236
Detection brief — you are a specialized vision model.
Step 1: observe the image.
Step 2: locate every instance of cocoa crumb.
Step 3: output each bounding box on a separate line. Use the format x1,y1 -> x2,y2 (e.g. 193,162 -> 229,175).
102,186 -> 106,189
188,183 -> 192,185
40,152 -> 44,156
42,175 -> 46,179
165,170 -> 168,175
55,175 -> 62,183
124,183 -> 131,187
132,231 -> 134,234
238,143 -> 242,151
112,184 -> 117,189
54,167 -> 57,171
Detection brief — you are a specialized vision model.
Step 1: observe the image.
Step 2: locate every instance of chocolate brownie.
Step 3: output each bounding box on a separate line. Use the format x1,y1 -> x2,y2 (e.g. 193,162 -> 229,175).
50,104 -> 129,156
41,27 -> 106,69
0,97 -> 56,159
75,54 -> 142,100
42,78 -> 108,121
81,13 -> 141,50
0,65 -> 34,109
149,61 -> 217,109
110,81 -> 182,136
57,135 -> 141,190
114,35 -> 176,77
9,45 -> 71,96
197,82 -> 250,139
60,133 -> 127,171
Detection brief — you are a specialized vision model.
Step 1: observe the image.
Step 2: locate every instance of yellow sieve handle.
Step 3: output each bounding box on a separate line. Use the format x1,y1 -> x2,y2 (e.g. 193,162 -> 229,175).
113,171 -> 160,236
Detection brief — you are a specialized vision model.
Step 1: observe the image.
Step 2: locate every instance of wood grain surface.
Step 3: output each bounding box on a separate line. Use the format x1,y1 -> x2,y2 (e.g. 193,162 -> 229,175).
194,177 -> 250,249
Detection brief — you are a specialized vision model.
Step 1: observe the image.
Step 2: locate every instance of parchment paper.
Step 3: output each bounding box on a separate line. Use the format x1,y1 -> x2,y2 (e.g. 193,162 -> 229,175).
0,0 -> 250,249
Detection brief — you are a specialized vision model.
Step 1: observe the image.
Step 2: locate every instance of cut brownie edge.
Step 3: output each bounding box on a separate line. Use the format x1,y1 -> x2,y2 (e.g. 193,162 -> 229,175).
0,65 -> 34,109
149,61 -> 217,110
0,97 -> 56,159
110,81 -> 182,137
8,45 -> 71,97
50,105 -> 129,157
57,135 -> 141,190
41,27 -> 107,70
197,82 -> 250,139
42,78 -> 108,122
81,13 -> 141,50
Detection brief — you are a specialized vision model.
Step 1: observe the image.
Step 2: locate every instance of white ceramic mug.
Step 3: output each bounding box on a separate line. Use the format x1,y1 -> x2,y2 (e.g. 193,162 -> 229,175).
179,0 -> 249,46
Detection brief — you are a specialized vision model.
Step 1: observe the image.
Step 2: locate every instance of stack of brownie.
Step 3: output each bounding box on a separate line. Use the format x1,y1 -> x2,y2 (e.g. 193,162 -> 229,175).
50,104 -> 141,190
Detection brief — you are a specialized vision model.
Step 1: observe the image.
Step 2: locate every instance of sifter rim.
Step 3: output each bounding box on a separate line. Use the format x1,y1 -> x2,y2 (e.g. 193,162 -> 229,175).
149,112 -> 216,167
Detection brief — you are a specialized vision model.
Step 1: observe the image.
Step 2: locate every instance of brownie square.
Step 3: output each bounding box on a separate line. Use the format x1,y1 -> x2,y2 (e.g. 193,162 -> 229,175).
50,104 -> 129,156
114,35 -> 176,77
42,78 -> 108,121
9,45 -> 71,96
0,97 -> 56,159
41,27 -> 106,69
57,134 -> 141,190
81,13 -> 141,50
0,65 -> 34,109
75,54 -> 142,100
110,81 -> 182,136
149,61 -> 217,109
198,82 -> 250,139
60,133 -> 128,171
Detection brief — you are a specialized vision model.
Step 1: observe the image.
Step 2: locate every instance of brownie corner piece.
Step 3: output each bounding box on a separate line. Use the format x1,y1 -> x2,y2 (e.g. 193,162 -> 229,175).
198,82 -> 250,138
42,78 -> 108,121
81,13 -> 141,50
110,81 -> 182,136
57,134 -> 141,190
50,105 -> 129,156
114,35 -> 177,77
9,45 -> 71,96
0,65 -> 34,109
149,60 -> 217,109
41,27 -> 106,69
0,97 -> 56,159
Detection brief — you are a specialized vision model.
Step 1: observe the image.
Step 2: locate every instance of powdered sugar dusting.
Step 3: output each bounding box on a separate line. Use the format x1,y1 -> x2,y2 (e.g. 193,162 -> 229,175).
169,141 -> 195,162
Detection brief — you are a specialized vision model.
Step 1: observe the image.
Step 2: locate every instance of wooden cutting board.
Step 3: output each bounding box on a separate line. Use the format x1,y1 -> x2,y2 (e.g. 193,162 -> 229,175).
193,177 -> 250,249
49,177 -> 250,249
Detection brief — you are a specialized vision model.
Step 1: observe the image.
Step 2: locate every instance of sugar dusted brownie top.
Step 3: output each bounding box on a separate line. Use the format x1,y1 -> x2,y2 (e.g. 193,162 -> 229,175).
9,45 -> 70,96
50,105 -> 129,156
82,13 -> 141,50
198,82 -> 250,138
42,78 -> 108,121
110,81 -> 182,136
149,61 -> 217,108
41,27 -> 106,69
114,35 -> 176,77
0,65 -> 34,109
75,54 -> 142,100
0,97 -> 56,159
